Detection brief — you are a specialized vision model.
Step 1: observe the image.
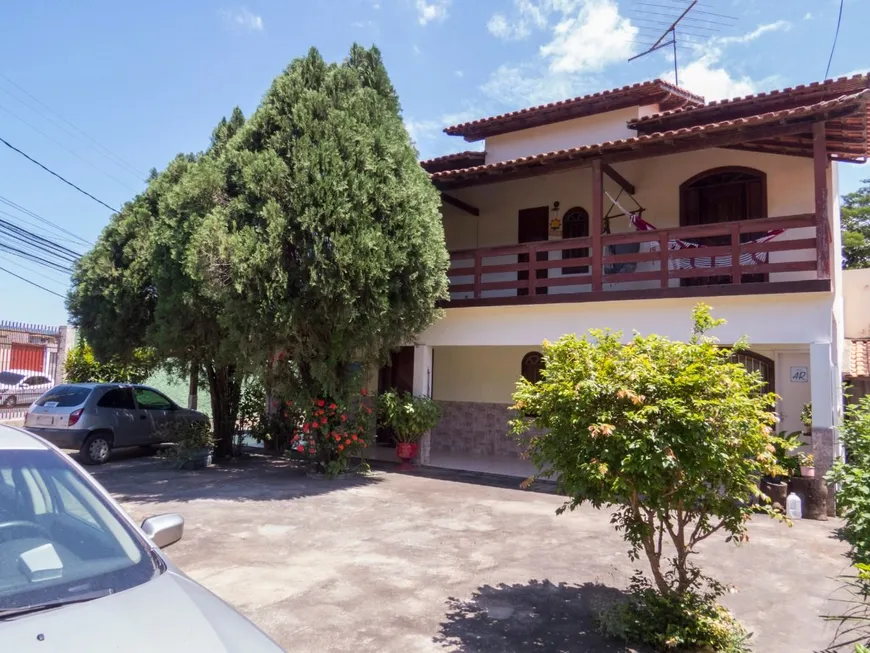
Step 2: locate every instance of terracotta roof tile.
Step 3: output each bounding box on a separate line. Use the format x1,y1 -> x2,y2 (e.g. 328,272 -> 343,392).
847,339 -> 870,379
429,91 -> 870,188
419,150 -> 486,173
629,74 -> 870,130
444,79 -> 703,141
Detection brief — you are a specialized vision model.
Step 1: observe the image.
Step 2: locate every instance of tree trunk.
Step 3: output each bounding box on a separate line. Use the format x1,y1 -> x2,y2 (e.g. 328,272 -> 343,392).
207,363 -> 241,459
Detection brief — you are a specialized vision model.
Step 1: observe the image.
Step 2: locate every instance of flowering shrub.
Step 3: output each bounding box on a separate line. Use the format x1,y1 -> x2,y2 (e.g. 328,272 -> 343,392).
289,391 -> 374,477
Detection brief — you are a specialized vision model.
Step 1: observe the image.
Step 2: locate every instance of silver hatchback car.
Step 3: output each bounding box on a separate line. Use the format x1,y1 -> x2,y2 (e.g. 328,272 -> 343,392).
24,384 -> 208,465
0,424 -> 283,652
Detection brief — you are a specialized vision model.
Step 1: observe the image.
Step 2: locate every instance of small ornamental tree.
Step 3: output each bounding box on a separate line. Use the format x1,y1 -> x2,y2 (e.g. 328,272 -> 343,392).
511,304 -> 779,649
288,393 -> 374,477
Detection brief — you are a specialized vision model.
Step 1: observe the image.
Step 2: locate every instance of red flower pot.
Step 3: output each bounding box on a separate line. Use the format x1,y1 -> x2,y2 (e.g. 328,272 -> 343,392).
396,442 -> 419,471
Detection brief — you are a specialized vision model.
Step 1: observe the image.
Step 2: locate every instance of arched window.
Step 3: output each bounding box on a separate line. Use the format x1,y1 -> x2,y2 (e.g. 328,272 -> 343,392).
561,207 -> 589,274
731,350 -> 775,394
522,351 -> 545,384
680,166 -> 767,285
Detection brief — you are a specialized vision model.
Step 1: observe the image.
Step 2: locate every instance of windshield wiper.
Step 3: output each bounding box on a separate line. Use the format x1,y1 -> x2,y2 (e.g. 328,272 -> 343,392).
0,589 -> 113,620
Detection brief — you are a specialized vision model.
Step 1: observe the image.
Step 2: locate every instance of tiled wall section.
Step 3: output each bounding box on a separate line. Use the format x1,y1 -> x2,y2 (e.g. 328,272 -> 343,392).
432,400 -> 529,457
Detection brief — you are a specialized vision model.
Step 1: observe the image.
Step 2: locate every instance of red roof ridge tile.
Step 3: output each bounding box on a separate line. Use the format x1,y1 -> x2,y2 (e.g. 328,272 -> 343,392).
429,91 -> 870,181
629,73 -> 870,126
443,79 -> 704,137
419,150 -> 485,165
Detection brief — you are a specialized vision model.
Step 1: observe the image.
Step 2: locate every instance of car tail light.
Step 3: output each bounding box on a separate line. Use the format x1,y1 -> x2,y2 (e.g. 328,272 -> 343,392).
68,408 -> 84,427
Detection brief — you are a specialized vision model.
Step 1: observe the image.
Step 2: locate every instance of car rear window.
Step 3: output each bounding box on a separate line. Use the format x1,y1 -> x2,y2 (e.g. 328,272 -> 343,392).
36,385 -> 93,408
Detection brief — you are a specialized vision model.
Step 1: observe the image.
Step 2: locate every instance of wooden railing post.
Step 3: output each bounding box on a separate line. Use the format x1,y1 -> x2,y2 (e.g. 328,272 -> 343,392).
658,231 -> 669,288
813,121 -> 831,280
528,245 -> 537,296
591,160 -> 603,291
473,251 -> 482,299
730,222 -> 742,285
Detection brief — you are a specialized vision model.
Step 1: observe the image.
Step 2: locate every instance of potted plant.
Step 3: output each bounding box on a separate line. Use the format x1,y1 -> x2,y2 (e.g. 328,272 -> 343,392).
797,452 -> 815,478
761,430 -> 802,509
801,402 -> 812,435
165,419 -> 215,470
377,390 -> 441,470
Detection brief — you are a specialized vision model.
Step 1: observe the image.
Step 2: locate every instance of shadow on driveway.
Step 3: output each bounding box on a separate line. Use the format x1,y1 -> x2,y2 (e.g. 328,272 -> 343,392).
433,579 -> 644,653
89,454 -> 382,505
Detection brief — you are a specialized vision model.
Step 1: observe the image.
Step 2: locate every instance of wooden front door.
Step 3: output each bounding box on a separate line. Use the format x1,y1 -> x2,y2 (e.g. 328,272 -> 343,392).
680,168 -> 767,286
517,206 -> 550,296
376,346 -> 414,444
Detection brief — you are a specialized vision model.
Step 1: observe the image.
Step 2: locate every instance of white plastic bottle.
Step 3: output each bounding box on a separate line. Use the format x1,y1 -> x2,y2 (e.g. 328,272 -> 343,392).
786,492 -> 803,519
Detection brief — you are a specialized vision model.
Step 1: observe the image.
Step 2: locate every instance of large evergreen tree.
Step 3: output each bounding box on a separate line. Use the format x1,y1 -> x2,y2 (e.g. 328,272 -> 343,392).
202,45 -> 448,398
843,178 -> 870,270
68,44 -> 448,456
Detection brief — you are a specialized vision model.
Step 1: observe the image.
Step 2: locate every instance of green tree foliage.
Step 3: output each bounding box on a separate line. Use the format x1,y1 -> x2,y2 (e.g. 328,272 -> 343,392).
843,179 -> 870,270
69,44 -> 447,455
511,304 -> 779,600
64,341 -> 156,384
203,45 -> 448,400
828,396 -> 870,566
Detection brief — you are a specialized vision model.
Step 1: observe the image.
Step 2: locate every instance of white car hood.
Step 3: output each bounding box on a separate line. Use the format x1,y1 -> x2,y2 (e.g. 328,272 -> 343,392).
1,570 -> 284,652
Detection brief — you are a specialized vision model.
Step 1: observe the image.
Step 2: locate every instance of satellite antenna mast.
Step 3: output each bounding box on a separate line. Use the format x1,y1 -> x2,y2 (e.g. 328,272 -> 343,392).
628,1 -> 737,87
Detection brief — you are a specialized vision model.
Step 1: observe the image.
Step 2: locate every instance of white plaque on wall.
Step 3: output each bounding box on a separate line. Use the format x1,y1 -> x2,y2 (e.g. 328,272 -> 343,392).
790,366 -> 809,383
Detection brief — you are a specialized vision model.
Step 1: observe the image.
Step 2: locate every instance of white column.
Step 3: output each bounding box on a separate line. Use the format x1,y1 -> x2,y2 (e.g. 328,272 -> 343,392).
810,341 -> 839,516
412,344 -> 433,465
55,326 -> 76,385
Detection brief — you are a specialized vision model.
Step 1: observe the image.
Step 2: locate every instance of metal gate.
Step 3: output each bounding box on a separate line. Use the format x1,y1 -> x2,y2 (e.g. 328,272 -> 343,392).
0,321 -> 60,416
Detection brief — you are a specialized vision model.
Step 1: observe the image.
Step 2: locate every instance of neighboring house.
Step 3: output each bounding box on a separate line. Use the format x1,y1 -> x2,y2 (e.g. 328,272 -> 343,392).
370,74 -> 870,479
844,268 -> 870,402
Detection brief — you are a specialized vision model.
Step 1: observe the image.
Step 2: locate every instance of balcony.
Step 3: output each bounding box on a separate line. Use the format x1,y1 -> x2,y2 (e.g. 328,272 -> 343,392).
446,213 -> 830,308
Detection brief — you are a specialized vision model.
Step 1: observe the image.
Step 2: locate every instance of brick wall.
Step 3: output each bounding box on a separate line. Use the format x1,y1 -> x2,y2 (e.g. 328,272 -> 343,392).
431,400 -> 529,458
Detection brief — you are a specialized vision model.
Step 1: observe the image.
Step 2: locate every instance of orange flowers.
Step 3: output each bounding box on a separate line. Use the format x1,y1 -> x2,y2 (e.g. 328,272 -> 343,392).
317,399 -> 325,407
360,387 -> 368,396
338,444 -> 344,452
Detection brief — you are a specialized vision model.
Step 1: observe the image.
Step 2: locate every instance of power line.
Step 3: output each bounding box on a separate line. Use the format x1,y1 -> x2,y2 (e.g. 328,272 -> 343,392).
0,134 -> 119,213
0,242 -> 74,274
0,101 -> 141,193
0,264 -> 66,298
825,0 -> 845,79
0,195 -> 92,246
0,253 -> 68,287
0,219 -> 81,262
0,71 -> 147,180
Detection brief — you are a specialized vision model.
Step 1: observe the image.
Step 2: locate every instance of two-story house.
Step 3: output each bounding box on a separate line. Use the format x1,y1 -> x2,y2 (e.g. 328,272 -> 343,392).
370,74 -> 869,481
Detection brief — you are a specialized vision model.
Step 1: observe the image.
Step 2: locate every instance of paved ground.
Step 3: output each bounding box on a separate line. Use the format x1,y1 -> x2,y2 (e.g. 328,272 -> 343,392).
90,454 -> 850,653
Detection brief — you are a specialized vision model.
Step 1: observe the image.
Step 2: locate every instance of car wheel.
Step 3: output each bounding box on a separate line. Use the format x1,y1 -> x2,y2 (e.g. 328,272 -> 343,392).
2,396 -> 16,407
80,432 -> 113,465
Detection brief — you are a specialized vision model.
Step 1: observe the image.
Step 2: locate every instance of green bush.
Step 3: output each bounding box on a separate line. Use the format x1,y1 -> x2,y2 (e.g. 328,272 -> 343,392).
600,575 -> 750,652
828,396 -> 870,566
377,390 -> 441,443
160,419 -> 214,467
65,341 -> 156,384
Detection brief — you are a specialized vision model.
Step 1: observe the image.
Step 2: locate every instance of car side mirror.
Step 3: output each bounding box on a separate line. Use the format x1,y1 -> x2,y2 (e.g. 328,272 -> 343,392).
141,513 -> 184,549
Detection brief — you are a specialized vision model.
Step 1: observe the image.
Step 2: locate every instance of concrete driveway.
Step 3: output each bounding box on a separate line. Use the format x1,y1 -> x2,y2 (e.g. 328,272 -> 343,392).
91,455 -> 850,653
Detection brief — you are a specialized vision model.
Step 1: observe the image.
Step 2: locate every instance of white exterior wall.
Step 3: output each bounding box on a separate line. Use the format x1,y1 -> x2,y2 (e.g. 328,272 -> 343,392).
433,344 -> 811,434
843,268 -> 870,338
484,106 -> 646,164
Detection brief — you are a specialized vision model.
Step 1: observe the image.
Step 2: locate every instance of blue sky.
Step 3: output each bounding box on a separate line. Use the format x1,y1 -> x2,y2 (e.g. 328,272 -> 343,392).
0,0 -> 868,324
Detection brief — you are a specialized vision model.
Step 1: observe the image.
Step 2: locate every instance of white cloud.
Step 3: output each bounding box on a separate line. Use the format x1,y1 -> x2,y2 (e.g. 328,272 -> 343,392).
662,22 -> 791,101
479,0 -> 637,108
454,70 -> 464,77
405,108 -> 484,158
717,20 -> 791,46
481,64 -> 586,107
487,0 -> 549,40
540,0 -> 638,73
416,0 -> 450,25
221,7 -> 264,32
413,44 -> 421,55
804,12 -> 813,20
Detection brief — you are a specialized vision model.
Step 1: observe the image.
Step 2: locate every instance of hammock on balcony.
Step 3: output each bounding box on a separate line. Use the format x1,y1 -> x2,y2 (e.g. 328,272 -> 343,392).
605,192 -> 785,270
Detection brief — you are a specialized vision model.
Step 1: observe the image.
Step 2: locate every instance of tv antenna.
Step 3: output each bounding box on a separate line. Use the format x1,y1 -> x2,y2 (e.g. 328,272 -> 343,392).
627,1 -> 738,87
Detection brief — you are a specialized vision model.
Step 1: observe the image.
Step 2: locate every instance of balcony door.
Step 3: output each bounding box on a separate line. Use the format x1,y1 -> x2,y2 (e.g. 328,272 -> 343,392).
517,206 -> 549,296
680,167 -> 767,286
